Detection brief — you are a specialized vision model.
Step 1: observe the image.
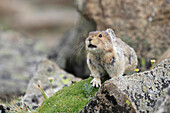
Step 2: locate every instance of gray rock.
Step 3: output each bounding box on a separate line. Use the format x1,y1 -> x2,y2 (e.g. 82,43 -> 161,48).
23,59 -> 81,108
80,59 -> 170,113
0,31 -> 46,102
153,86 -> 170,113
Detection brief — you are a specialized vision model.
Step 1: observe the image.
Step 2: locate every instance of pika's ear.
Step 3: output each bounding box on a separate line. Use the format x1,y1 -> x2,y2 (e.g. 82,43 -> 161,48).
106,28 -> 116,41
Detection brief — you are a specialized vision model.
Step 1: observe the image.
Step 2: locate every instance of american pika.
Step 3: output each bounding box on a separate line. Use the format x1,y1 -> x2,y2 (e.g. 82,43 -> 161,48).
85,28 -> 138,87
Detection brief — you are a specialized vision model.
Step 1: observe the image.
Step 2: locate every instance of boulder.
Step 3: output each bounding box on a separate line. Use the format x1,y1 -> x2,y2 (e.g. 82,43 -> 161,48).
23,59 -> 81,109
80,59 -> 170,113
152,86 -> 170,113
0,31 -> 46,102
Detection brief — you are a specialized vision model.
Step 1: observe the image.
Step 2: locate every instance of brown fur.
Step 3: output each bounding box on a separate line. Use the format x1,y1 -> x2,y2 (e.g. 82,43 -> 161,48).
85,28 -> 138,87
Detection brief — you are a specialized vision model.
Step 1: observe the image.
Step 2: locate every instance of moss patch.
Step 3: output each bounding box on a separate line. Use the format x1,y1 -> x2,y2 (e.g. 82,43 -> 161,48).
37,77 -> 98,113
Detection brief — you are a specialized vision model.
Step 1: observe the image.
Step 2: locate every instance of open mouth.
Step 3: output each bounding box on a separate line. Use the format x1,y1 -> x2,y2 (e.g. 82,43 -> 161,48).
88,44 -> 97,48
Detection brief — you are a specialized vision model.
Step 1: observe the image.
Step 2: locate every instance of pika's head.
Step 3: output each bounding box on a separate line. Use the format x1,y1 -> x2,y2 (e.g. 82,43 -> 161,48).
85,28 -> 116,53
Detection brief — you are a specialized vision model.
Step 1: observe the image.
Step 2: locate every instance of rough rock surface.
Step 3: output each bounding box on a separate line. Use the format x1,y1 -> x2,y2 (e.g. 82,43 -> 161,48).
80,59 -> 170,113
0,31 -> 46,102
152,86 -> 170,113
23,59 -> 81,108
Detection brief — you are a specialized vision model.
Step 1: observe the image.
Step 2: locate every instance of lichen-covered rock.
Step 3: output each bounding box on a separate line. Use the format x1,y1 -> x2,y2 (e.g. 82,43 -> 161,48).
0,31 -> 47,102
23,59 -> 81,109
81,59 -> 170,113
152,86 -> 170,113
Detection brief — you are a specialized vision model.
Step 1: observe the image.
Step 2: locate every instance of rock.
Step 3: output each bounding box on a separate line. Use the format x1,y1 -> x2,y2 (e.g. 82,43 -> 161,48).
23,59 -> 81,108
0,31 -> 46,102
152,48 -> 170,68
48,16 -> 96,78
75,0 -> 170,69
152,86 -> 170,113
80,59 -> 170,113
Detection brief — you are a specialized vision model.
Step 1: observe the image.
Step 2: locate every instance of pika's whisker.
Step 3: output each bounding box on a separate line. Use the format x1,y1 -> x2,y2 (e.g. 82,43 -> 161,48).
72,43 -> 84,56
77,44 -> 85,56
73,42 -> 84,51
69,42 -> 85,65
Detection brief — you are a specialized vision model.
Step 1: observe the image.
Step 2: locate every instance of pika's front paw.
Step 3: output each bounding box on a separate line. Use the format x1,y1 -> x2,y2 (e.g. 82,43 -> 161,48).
90,78 -> 101,87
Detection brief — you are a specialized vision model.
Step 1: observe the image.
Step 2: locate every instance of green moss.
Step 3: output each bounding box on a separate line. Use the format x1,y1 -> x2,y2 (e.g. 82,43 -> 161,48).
37,77 -> 98,113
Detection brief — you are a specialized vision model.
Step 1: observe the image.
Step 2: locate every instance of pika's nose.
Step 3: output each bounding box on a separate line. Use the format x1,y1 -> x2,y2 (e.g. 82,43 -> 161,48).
88,38 -> 92,41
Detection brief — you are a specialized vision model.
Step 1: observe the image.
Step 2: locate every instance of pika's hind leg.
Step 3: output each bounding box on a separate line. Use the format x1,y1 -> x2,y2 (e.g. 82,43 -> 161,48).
125,49 -> 138,74
107,63 -> 126,79
110,68 -> 125,78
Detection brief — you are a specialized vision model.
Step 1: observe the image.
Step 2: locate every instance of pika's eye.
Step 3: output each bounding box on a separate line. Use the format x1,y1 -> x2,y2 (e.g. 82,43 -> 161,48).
99,34 -> 102,37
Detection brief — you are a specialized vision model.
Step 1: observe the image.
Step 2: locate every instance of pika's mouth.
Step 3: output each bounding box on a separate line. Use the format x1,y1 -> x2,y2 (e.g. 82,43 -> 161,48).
88,44 -> 97,48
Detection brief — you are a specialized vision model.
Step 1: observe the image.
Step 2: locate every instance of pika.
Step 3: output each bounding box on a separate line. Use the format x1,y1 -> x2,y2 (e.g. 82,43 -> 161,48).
85,28 -> 138,87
